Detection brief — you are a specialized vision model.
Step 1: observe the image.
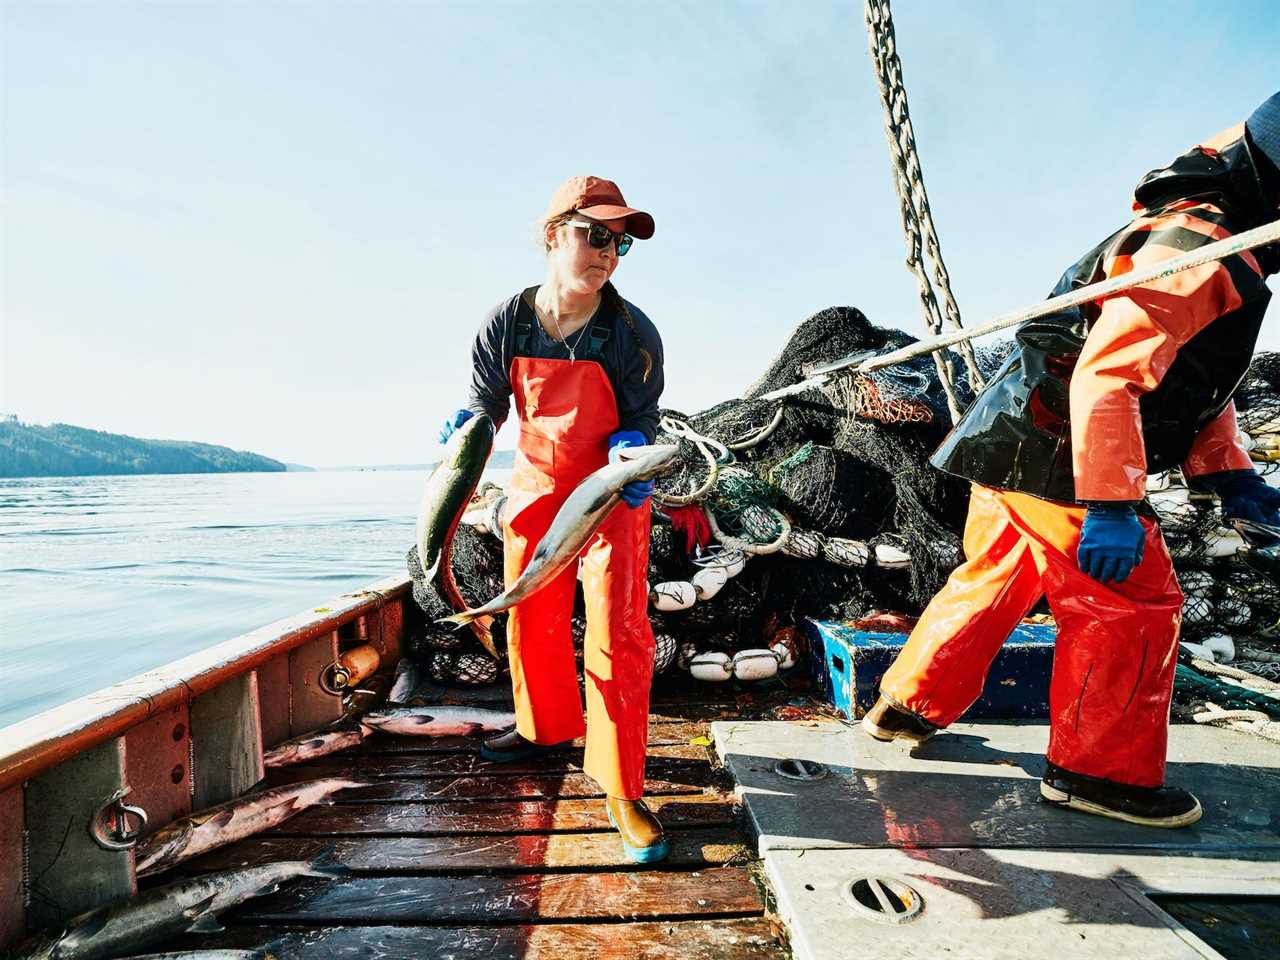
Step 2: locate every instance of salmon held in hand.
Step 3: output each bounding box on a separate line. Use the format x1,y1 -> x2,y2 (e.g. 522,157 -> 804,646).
440,443 -> 679,626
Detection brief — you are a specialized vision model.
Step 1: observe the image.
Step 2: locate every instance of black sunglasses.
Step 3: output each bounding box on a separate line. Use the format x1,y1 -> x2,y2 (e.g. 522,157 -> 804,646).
566,219 -> 633,256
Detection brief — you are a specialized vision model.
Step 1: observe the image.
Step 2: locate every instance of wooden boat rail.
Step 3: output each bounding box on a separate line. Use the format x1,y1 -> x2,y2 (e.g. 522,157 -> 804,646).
0,572 -> 412,948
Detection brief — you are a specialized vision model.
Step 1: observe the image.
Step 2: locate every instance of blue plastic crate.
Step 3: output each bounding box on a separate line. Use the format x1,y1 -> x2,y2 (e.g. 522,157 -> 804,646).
803,620 -> 1056,721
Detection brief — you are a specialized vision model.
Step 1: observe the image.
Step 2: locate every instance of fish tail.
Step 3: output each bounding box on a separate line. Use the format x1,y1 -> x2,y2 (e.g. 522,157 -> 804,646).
437,611 -> 478,627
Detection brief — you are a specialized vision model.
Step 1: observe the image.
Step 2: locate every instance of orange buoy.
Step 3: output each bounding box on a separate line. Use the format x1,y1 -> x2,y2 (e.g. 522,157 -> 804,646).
320,643 -> 382,694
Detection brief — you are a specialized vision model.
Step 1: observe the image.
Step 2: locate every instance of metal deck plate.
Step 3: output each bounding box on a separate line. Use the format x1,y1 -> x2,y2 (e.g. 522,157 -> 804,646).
712,720 -> 1280,853
713,720 -> 1280,959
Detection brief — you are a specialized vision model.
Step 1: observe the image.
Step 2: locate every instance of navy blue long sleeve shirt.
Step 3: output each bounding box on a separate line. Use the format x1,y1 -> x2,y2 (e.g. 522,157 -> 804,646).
465,287 -> 665,442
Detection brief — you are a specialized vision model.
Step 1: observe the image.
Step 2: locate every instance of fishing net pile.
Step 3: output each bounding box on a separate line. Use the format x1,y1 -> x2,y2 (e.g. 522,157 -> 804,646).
401,305 -> 1279,710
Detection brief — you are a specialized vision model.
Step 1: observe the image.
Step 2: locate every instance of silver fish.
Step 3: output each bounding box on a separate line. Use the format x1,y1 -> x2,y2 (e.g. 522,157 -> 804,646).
440,443 -> 679,626
360,705 -> 516,737
11,856 -> 345,960
262,728 -> 366,768
387,657 -> 423,704
135,779 -> 367,876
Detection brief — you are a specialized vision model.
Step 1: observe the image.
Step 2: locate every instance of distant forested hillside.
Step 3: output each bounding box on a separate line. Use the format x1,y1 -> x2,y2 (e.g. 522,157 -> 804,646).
0,421 -> 288,478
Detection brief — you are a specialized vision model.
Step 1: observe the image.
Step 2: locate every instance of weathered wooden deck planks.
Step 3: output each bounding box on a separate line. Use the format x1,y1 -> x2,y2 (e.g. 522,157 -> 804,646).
180,919 -> 782,959
161,691 -> 787,959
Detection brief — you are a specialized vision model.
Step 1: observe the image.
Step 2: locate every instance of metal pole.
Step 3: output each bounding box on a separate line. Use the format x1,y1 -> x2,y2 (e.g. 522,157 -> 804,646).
760,218 -> 1280,402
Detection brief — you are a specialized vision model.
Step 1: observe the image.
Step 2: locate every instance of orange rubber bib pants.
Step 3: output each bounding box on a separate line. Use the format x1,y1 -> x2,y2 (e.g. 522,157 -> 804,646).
503,355 -> 655,799
879,485 -> 1184,787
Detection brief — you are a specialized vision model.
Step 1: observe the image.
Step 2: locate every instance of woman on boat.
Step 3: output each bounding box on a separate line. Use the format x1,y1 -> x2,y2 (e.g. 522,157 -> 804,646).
439,175 -> 667,862
863,92 -> 1280,829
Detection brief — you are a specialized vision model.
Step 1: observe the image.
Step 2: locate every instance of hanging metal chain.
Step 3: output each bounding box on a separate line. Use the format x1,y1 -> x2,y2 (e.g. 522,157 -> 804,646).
864,0 -> 985,422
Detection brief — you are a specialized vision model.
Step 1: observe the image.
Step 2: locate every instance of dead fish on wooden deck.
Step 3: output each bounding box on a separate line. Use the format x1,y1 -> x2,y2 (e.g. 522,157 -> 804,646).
262,728 -> 366,768
360,705 -> 516,737
416,413 -> 501,657
135,779 -> 367,876
441,443 -> 679,626
11,856 -> 345,960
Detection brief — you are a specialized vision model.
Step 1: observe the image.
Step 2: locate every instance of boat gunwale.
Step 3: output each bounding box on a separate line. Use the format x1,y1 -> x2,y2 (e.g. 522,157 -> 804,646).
0,573 -> 412,792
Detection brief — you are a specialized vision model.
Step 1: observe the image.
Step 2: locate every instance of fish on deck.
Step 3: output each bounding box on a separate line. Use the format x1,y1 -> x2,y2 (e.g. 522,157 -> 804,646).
135,780 -> 367,876
10,857 -> 346,960
262,729 -> 366,768
360,706 -> 516,738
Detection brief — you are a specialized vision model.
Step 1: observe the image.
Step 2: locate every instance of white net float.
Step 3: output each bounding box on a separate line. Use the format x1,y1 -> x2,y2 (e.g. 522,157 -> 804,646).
1146,471 -> 1172,492
1204,527 -> 1245,558
1181,594 -> 1214,628
872,542 -> 912,568
677,641 -> 699,671
771,641 -> 796,670
822,537 -> 871,568
650,581 -> 696,611
691,566 -> 729,601
782,528 -> 825,560
689,651 -> 733,682
1203,634 -> 1236,664
694,546 -> 747,578
732,649 -> 779,681
1179,570 -> 1215,597
653,633 -> 678,674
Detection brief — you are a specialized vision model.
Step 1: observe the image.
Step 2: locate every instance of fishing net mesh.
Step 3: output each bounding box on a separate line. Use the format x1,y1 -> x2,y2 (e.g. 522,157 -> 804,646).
405,300 -> 1280,701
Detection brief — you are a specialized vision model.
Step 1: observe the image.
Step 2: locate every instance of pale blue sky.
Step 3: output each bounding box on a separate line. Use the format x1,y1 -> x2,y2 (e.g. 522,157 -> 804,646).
3,1 -> 1277,467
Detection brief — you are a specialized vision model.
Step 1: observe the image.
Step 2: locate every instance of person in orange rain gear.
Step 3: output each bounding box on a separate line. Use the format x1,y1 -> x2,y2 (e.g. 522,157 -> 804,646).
864,92 -> 1280,828
437,176 -> 668,862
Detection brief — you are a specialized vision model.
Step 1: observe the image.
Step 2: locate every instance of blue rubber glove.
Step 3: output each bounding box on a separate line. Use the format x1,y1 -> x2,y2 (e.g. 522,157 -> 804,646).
439,408 -> 474,444
607,429 -> 654,509
1078,503 -> 1145,584
1192,469 -> 1280,527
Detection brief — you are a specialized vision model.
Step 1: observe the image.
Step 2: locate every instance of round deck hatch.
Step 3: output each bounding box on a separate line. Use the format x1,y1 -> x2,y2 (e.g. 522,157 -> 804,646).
841,876 -> 924,924
772,758 -> 828,781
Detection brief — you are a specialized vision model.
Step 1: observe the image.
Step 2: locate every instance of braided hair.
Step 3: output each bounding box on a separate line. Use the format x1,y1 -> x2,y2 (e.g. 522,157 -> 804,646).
542,212 -> 653,383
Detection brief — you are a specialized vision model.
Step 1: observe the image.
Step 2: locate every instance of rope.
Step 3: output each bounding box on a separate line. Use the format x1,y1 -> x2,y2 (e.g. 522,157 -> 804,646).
654,415 -> 724,506
706,501 -> 792,555
1190,656 -> 1280,695
727,406 -> 786,451
864,0 -> 985,423
1192,702 -> 1280,744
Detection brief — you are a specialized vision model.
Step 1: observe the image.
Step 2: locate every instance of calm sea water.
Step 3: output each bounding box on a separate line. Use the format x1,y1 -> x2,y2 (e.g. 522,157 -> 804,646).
0,470 -> 508,730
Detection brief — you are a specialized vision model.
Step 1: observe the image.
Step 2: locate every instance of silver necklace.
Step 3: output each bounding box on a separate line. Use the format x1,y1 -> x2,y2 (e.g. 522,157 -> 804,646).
546,303 -> 593,362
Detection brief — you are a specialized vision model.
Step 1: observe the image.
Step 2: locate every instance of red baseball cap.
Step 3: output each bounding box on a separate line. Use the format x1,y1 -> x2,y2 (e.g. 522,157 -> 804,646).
545,175 -> 655,239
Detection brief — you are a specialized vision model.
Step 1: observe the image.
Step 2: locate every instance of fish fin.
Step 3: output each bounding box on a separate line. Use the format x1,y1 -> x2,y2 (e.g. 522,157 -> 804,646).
358,722 -> 374,737
181,893 -> 223,932
470,616 -> 500,659
408,714 -> 438,726
201,808 -> 236,829
187,913 -> 226,934
60,905 -> 111,944
305,844 -> 352,879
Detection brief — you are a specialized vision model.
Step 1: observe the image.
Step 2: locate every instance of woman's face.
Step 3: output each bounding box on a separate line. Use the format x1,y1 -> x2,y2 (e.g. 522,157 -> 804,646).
547,214 -> 625,295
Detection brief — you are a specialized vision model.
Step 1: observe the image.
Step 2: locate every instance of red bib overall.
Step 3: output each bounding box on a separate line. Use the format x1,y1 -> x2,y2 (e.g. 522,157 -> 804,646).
503,355 -> 655,800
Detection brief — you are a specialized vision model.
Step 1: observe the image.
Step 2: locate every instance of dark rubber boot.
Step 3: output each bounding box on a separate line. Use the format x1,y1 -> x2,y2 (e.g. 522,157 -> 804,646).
480,728 -> 568,763
606,796 -> 669,864
861,696 -> 938,743
1039,760 -> 1202,828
